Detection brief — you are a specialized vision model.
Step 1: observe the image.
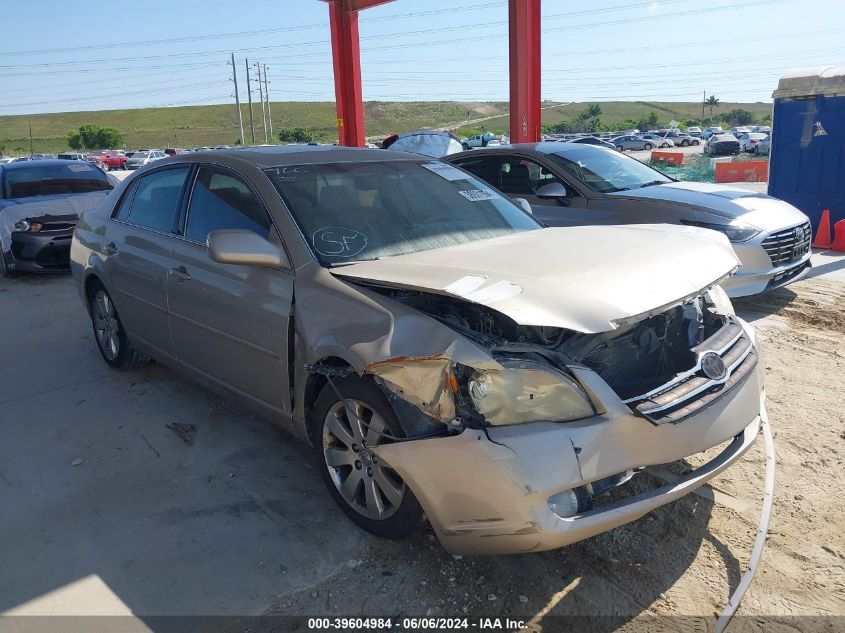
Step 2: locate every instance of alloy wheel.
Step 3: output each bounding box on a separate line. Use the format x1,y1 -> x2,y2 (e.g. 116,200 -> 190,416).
322,398 -> 405,520
93,290 -> 121,361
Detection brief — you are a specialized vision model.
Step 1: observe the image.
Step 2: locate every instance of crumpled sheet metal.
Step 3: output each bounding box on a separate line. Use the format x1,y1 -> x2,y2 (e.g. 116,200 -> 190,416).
365,351 -> 458,422
292,272 -> 503,428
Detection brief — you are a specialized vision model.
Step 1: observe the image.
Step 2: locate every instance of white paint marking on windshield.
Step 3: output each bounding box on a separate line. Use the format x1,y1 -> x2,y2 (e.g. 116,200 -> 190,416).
421,162 -> 467,181
458,189 -> 496,202
312,226 -> 368,258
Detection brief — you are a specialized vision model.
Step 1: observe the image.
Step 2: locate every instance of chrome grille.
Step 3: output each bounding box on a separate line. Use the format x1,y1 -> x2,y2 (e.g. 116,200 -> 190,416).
623,317 -> 757,425
761,221 -> 811,266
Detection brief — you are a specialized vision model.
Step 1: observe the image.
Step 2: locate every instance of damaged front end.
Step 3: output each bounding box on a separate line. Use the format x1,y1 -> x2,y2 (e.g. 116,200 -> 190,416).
303,277 -> 764,557
354,281 -> 754,434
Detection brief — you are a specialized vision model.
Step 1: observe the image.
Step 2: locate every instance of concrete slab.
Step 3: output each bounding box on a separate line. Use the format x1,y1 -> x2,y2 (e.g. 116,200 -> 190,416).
0,275 -> 369,616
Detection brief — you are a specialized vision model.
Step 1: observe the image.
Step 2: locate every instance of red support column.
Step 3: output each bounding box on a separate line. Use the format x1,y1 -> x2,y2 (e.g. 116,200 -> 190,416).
508,0 -> 541,143
323,0 -> 393,147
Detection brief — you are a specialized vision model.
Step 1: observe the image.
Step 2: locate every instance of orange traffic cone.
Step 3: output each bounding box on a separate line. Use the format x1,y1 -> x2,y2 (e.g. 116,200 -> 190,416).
832,220 -> 845,253
812,209 -> 833,249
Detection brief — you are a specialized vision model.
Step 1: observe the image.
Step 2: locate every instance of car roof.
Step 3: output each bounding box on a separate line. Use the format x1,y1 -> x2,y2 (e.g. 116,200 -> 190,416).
168,145 -> 424,167
448,142 -> 619,159
0,158 -> 95,171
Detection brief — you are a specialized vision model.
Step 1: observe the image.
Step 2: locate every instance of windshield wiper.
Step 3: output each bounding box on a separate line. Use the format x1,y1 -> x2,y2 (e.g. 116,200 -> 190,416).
638,180 -> 667,188
326,257 -> 380,268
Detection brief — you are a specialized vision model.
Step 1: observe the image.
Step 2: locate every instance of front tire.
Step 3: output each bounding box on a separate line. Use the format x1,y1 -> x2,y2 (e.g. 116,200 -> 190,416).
681,139 -> 690,147
312,377 -> 424,540
90,283 -> 147,369
616,145 -> 624,152
644,143 -> 653,150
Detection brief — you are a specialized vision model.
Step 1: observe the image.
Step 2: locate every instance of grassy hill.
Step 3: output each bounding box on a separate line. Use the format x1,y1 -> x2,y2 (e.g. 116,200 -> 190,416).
0,100 -> 772,154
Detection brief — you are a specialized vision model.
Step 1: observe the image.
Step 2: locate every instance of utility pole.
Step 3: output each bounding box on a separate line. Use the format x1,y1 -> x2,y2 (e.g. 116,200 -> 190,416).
263,64 -> 273,141
28,121 -> 33,157
255,62 -> 268,143
230,53 -> 245,145
702,91 -> 706,120
245,58 -> 256,144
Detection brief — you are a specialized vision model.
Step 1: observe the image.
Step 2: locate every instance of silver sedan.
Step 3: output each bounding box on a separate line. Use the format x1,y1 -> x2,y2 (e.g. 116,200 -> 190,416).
610,135 -> 655,151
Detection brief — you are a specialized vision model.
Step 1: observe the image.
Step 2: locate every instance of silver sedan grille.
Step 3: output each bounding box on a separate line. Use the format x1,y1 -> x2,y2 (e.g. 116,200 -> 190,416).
761,221 -> 811,266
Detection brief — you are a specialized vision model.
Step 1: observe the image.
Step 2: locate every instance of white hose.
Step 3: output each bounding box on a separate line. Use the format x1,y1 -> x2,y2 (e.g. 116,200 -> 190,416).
713,406 -> 775,633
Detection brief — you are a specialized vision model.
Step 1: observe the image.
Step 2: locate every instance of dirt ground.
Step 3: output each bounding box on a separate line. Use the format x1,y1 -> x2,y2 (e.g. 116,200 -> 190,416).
2,263 -> 843,632
265,275 -> 845,631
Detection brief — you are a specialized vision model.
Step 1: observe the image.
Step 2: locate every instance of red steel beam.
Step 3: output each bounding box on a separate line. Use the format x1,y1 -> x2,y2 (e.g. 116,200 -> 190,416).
322,0 -> 393,146
508,0 -> 541,143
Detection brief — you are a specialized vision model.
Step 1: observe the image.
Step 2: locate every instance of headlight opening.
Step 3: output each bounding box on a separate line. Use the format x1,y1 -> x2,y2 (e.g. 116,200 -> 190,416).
466,360 -> 596,426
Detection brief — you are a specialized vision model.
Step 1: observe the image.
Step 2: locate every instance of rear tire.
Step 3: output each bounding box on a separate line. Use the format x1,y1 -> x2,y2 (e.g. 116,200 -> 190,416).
681,139 -> 690,147
312,376 -> 424,540
89,282 -> 147,370
462,143 -> 469,151
644,143 -> 653,150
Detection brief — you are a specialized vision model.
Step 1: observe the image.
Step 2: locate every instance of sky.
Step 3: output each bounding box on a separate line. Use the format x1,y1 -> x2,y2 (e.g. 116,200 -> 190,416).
1,0 -> 843,116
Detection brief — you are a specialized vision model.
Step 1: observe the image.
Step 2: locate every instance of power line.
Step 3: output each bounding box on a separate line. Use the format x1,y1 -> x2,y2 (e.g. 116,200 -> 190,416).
3,80 -> 230,109
1,70 -> 225,97
0,0 -> 786,72
0,0 -> 695,58
0,1 -> 506,57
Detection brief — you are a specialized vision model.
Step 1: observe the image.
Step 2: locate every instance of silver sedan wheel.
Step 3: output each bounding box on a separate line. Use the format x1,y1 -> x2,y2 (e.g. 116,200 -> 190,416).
93,290 -> 120,361
322,398 -> 405,520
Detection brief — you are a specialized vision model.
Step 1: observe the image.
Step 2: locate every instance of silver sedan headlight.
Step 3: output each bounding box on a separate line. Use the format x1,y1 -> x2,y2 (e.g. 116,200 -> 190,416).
467,360 -> 596,426
682,219 -> 761,242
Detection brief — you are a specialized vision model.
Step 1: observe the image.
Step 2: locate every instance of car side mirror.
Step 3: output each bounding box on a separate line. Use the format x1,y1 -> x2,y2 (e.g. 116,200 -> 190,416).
536,182 -> 569,198
207,229 -> 291,270
512,197 -> 533,214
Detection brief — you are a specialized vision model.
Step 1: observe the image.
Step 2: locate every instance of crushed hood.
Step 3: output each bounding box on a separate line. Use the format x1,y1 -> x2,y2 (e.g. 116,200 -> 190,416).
331,225 -> 739,333
609,181 -> 809,231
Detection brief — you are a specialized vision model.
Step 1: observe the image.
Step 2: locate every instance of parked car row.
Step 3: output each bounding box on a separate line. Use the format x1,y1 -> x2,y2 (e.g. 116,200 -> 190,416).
607,130 -> 700,152
703,131 -> 772,156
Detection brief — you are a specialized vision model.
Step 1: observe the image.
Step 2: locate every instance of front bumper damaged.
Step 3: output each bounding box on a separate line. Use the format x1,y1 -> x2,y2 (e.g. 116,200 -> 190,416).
372,353 -> 766,557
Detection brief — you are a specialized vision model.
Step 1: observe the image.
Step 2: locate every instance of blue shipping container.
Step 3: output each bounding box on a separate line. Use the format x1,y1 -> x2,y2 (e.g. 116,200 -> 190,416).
769,66 -> 845,232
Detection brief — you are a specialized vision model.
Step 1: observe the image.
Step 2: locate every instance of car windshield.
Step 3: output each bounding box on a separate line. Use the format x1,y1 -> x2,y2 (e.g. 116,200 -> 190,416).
547,146 -> 672,193
3,163 -> 112,199
133,152 -> 150,158
265,160 -> 540,266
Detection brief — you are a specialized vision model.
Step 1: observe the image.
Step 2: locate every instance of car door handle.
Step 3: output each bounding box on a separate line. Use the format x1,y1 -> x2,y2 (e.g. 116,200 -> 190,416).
169,266 -> 191,282
104,242 -> 118,255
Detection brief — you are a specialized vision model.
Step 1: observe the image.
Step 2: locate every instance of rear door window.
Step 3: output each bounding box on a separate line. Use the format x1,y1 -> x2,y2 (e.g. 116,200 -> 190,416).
126,167 -> 190,233
184,167 -> 270,243
450,156 -> 493,180
495,156 -> 560,195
